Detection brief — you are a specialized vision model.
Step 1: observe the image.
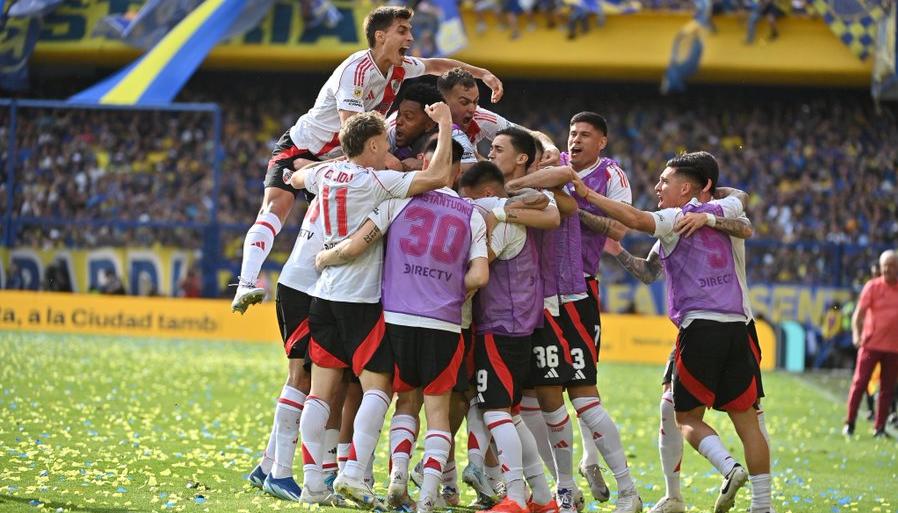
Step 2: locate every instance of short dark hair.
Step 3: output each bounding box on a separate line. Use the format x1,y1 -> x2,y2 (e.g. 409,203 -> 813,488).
364,6 -> 413,48
437,67 -> 476,95
424,137 -> 465,164
570,111 -> 608,136
339,112 -> 386,158
400,81 -> 442,110
666,151 -> 719,193
496,127 -> 537,169
459,161 -> 506,190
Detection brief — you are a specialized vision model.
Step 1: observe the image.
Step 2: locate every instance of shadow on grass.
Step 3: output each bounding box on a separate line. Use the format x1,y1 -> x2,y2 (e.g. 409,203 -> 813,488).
0,494 -> 137,513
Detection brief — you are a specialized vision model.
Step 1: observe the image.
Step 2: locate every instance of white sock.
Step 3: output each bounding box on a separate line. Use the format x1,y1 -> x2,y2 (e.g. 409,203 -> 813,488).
572,397 -> 635,493
366,450 -> 375,484
271,386 -> 306,478
442,460 -> 458,488
421,430 -> 452,502
749,473 -> 771,512
390,414 -> 417,476
520,396 -> 557,482
299,396 -> 330,491
260,412 -> 278,474
239,211 -> 281,285
322,428 -> 339,476
337,442 -> 350,472
484,410 -> 526,508
486,460 -> 504,488
515,415 -> 553,504
578,416 -> 600,467
467,400 -> 490,468
543,405 -> 575,489
344,390 -> 391,481
658,392 -> 682,499
697,435 -> 738,477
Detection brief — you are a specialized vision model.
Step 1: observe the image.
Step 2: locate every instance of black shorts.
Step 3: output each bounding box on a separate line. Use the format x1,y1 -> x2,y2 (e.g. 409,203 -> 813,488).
308,298 -> 392,376
559,296 -> 601,386
263,129 -> 318,198
389,324 -> 464,396
276,284 -> 313,367
672,320 -> 760,413
453,328 -> 475,393
474,333 -> 532,409
530,310 -> 575,387
664,320 -> 765,402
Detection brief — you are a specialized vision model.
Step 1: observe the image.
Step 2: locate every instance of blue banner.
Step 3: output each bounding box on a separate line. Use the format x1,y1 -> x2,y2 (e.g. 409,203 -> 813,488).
70,0 -> 249,105
662,20 -> 704,94
814,0 -> 886,60
0,15 -> 41,91
433,0 -> 467,56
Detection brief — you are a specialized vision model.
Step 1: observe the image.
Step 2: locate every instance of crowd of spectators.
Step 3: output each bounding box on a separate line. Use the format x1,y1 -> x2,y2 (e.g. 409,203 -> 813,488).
3,75 -> 896,291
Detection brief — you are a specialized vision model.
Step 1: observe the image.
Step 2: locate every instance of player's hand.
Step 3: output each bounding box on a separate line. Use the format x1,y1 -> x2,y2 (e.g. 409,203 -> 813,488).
314,249 -> 336,271
425,102 -> 452,125
482,71 -> 504,103
603,238 -> 623,256
538,146 -> 561,168
675,212 -> 709,237
401,157 -> 423,172
384,152 -> 403,171
570,174 -> 588,198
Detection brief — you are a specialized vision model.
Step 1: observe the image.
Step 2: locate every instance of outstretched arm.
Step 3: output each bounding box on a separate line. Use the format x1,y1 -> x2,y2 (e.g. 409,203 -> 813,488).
579,210 -> 629,241
571,175 -> 656,235
674,213 -> 754,238
604,239 -> 663,284
423,59 -> 503,103
506,166 -> 575,191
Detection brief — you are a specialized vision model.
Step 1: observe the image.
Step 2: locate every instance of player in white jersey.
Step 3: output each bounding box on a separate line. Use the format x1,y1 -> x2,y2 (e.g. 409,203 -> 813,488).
288,105 -> 456,508
435,68 -> 560,169
232,5 -> 505,313
571,152 -> 772,513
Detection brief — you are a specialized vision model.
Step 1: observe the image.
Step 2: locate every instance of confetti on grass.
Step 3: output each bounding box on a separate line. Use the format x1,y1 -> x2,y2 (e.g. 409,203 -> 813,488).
1,332 -> 896,512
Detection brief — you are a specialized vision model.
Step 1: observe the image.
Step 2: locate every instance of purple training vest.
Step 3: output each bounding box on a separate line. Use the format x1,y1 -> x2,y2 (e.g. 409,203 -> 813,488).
659,202 -> 746,326
566,157 -> 616,276
474,230 -> 543,336
534,215 -> 587,298
382,191 -> 473,326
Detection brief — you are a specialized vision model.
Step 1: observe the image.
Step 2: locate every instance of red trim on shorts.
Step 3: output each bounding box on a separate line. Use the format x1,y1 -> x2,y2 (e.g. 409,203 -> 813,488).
564,302 -> 598,364
484,333 -> 515,404
255,220 -> 277,238
393,364 -> 416,393
748,331 -> 761,364
352,313 -> 387,375
278,397 -> 304,410
464,332 -> 476,381
309,337 -> 348,369
575,401 -> 601,416
545,310 -> 574,365
721,376 -> 758,412
487,418 -> 513,430
586,278 -> 601,310
268,145 -> 303,167
316,132 -> 342,158
674,334 -> 715,407
284,318 -> 309,357
424,334 -> 465,396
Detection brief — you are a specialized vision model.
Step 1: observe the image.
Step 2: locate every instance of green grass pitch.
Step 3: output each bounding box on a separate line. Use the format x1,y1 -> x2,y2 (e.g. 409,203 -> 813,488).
1,331 -> 896,513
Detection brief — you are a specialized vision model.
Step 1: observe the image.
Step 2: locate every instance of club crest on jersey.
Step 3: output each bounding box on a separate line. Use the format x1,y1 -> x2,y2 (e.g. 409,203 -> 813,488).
353,86 -> 363,98
282,169 -> 294,184
390,79 -> 401,92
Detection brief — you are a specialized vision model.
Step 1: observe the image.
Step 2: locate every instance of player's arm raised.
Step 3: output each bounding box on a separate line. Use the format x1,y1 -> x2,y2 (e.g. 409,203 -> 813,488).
423,59 -> 503,103
570,174 -> 656,235
405,102 -> 455,195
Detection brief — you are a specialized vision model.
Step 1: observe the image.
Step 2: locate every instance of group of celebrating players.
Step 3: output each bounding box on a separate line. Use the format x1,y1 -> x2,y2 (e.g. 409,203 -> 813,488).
230,6 -> 774,513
